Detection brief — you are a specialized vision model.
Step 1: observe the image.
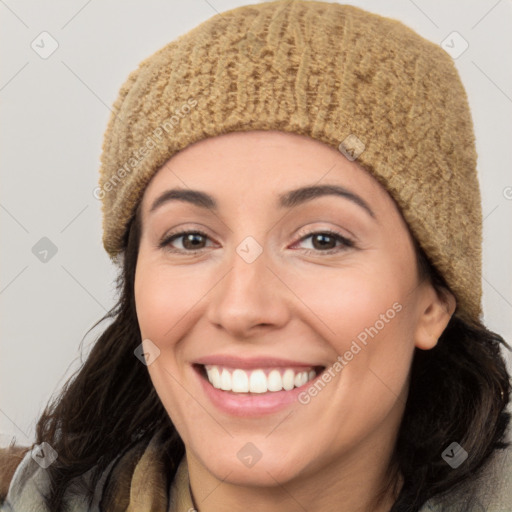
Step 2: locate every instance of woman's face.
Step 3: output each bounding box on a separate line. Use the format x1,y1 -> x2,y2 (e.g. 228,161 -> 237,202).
134,130 -> 453,488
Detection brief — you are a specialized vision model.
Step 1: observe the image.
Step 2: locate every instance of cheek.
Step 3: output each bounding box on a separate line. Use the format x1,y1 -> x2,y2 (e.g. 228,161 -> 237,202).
290,255 -> 417,398
134,259 -> 207,435
134,259 -> 202,343
293,261 -> 408,348
135,271 -> 168,337
135,269 -> 170,342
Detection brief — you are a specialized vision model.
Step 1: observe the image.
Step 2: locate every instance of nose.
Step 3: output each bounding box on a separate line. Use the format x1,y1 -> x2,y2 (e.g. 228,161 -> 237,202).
205,243 -> 292,338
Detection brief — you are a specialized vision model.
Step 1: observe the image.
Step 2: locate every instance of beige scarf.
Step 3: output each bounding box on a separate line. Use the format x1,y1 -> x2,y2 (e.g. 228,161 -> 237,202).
98,432 -> 194,511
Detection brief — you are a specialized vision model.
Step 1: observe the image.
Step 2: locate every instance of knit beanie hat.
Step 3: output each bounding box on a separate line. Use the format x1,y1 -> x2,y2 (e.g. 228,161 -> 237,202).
97,0 -> 482,325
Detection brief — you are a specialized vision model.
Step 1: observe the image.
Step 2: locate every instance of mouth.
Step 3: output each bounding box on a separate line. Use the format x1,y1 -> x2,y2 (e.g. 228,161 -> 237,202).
192,362 -> 327,417
194,364 -> 325,394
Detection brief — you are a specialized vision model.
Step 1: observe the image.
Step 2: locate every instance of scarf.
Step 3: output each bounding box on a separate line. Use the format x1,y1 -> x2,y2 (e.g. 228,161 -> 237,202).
99,431 -> 193,512
0,432 -> 193,512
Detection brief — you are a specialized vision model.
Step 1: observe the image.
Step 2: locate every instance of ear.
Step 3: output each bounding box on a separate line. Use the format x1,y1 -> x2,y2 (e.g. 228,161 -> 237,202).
414,284 -> 456,350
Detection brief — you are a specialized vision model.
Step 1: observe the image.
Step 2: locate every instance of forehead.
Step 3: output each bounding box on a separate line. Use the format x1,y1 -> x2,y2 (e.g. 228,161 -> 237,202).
140,130 -> 391,215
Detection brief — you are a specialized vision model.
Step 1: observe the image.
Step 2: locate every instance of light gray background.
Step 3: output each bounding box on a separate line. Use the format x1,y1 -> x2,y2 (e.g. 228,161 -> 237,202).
1,0 -> 511,446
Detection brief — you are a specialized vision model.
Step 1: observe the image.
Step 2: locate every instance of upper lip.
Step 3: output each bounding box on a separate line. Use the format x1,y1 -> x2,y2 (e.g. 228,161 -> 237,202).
193,355 -> 325,369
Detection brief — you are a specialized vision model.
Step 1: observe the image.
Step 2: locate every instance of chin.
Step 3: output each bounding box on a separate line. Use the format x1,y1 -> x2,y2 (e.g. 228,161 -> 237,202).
192,439 -> 313,487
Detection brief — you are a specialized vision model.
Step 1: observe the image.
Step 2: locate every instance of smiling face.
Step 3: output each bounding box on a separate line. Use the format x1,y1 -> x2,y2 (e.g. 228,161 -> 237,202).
134,130 -> 454,499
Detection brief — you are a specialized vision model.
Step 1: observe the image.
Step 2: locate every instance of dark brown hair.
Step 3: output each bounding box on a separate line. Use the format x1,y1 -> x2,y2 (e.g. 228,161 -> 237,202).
32,203 -> 511,512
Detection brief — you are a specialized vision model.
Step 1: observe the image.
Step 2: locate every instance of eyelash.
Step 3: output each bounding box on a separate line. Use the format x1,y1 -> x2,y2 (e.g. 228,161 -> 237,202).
158,228 -> 355,256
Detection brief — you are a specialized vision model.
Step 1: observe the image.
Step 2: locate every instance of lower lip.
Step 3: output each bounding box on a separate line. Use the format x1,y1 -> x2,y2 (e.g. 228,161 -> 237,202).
194,366 -> 321,417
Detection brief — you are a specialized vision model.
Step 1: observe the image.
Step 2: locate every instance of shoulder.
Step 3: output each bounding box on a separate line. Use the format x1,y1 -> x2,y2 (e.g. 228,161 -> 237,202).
0,436 -> 158,511
477,437 -> 512,510
0,445 -> 30,504
419,433 -> 512,511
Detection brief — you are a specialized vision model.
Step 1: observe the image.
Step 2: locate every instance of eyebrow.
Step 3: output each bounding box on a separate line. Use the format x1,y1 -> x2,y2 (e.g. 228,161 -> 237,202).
149,184 -> 376,219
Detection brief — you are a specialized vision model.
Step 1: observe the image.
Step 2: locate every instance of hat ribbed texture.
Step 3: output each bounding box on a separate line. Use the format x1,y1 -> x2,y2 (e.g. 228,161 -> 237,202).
98,0 -> 482,324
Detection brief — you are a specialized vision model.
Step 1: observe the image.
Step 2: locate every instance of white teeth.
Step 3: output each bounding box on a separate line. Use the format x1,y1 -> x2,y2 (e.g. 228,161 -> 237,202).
282,369 -> 295,391
209,366 -> 221,389
232,369 -> 249,392
294,371 -> 307,388
220,369 -> 231,391
267,370 -> 283,391
204,365 -> 319,393
249,370 -> 267,393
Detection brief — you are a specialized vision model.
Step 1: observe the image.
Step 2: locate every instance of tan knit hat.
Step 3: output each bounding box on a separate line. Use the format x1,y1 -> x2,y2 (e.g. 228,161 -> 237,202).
97,0 -> 482,325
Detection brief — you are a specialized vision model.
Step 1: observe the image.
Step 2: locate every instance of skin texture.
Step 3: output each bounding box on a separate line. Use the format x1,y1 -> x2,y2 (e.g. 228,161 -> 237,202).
134,130 -> 456,512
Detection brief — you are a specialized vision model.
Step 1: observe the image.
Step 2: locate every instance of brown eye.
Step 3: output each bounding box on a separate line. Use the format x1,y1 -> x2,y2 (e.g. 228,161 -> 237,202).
294,230 -> 355,255
159,230 -> 212,253
310,233 -> 337,250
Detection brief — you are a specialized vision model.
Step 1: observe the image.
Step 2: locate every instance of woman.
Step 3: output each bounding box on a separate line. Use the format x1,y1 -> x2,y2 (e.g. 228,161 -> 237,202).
1,1 -> 511,511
